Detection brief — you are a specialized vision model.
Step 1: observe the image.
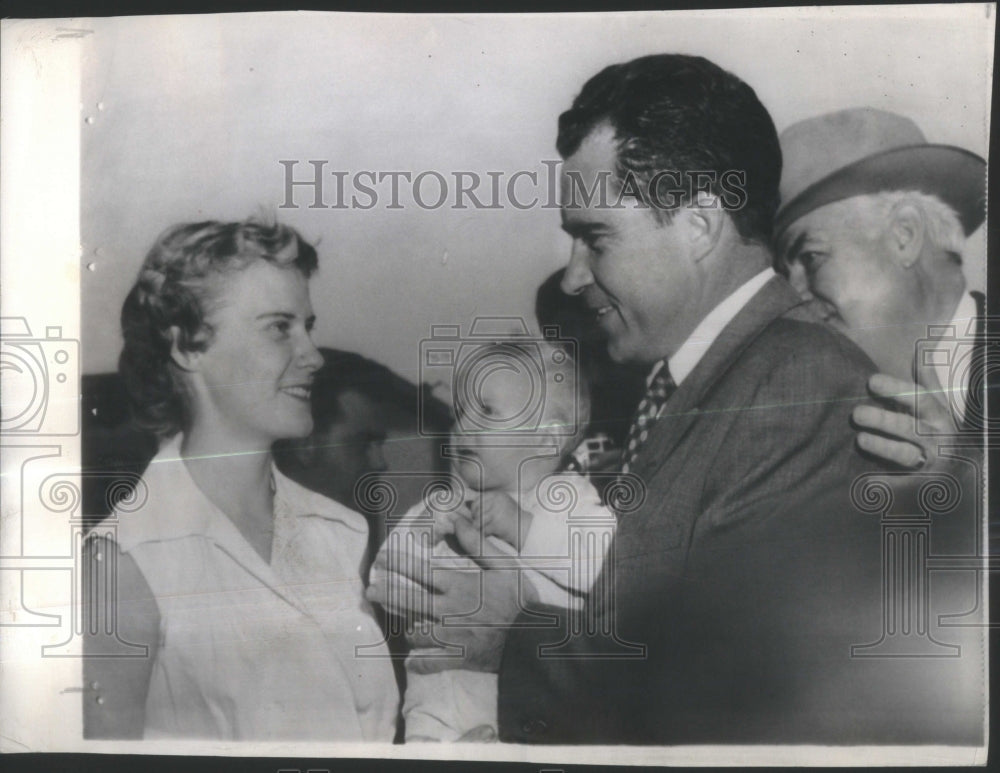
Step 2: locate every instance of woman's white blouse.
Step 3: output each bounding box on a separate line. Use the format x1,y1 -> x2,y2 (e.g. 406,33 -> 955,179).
115,435 -> 399,741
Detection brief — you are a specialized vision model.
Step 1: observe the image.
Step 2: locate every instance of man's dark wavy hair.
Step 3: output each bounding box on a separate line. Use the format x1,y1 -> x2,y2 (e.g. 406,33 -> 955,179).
556,54 -> 782,243
118,219 -> 318,439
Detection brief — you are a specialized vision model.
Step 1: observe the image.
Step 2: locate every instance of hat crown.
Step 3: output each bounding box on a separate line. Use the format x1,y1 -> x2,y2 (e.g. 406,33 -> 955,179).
779,107 -> 927,206
773,107 -> 984,239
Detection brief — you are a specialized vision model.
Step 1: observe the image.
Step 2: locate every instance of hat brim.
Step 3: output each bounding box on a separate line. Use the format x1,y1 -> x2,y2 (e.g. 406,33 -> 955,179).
774,144 -> 986,238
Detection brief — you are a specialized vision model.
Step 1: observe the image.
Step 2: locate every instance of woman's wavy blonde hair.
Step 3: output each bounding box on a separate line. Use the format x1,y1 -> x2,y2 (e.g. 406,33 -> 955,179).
118,219 -> 318,438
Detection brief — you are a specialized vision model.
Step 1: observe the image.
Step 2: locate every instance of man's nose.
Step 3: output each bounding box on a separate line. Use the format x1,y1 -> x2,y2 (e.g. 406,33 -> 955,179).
561,243 -> 594,295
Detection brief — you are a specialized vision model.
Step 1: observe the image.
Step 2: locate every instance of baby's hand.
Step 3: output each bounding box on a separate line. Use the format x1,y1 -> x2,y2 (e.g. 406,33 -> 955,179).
427,502 -> 470,545
470,490 -> 531,551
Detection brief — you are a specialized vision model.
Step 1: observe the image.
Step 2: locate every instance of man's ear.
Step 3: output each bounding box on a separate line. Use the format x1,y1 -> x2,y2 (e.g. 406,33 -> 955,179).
683,192 -> 726,263
168,326 -> 202,372
885,201 -> 925,268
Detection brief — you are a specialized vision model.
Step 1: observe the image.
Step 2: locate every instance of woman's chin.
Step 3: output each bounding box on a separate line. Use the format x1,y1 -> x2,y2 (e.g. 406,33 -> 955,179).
268,415 -> 314,443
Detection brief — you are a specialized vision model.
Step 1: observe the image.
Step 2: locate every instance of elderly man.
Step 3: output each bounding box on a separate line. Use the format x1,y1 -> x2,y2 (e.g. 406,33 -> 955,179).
370,56 -> 982,744
773,109 -> 991,651
773,108 -> 986,469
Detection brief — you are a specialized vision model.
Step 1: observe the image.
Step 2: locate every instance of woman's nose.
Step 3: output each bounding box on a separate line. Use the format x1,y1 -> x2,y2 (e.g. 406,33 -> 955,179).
300,335 -> 324,372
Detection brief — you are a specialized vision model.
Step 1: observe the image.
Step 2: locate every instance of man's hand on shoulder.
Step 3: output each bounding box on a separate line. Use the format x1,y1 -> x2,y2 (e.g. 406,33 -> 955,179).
853,373 -> 959,470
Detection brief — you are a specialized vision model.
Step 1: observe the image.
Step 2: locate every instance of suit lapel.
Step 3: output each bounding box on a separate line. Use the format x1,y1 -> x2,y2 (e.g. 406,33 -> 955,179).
635,277 -> 806,479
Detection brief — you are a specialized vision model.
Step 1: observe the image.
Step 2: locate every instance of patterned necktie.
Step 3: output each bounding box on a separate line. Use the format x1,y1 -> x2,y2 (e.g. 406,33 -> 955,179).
620,361 -> 676,475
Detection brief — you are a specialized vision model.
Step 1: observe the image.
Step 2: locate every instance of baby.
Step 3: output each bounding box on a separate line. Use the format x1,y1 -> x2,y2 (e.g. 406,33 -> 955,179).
372,340 -> 617,742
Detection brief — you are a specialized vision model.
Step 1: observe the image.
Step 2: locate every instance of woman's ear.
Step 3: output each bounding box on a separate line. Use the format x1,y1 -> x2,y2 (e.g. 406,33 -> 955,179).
168,326 -> 202,371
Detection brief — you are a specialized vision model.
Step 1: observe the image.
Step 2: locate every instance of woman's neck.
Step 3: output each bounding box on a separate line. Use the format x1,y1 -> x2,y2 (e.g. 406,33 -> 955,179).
180,423 -> 276,563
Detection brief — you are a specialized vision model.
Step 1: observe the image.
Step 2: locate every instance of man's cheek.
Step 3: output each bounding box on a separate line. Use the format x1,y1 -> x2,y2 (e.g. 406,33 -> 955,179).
838,295 -> 879,329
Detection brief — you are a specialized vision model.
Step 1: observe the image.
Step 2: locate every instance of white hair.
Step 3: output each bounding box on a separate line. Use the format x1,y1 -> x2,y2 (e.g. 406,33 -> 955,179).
843,190 -> 966,258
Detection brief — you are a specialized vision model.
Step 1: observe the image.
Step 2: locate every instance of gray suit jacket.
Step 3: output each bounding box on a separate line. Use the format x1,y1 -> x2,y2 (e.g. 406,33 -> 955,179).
497,276 -> 983,744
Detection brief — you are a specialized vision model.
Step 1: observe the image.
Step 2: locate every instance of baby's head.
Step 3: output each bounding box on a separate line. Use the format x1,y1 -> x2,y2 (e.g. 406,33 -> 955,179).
449,340 -> 591,492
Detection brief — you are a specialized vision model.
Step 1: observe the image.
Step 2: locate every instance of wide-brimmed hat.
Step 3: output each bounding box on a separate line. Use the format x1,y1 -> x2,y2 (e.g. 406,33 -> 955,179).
774,107 -> 986,238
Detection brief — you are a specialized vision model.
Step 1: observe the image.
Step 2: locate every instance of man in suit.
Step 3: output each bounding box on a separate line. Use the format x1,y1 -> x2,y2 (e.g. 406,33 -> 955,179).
368,55 -> 983,744
772,108 -> 987,470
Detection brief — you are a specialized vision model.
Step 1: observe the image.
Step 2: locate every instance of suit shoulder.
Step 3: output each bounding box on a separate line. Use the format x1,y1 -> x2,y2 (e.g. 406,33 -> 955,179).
753,312 -> 877,381
709,312 -> 876,414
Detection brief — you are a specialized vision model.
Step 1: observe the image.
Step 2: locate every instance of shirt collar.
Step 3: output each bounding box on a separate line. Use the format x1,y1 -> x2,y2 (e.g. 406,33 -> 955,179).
931,290 -> 979,420
116,434 -> 365,553
116,434 -> 217,551
660,268 -> 776,387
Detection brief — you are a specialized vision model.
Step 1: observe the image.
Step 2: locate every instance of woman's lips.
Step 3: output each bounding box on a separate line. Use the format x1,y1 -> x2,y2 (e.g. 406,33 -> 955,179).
279,384 -> 312,401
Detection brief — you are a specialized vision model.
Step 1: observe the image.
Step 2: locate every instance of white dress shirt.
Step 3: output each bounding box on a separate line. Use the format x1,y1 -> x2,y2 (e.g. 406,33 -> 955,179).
115,434 -> 399,740
928,290 -> 979,423
647,268 -> 776,396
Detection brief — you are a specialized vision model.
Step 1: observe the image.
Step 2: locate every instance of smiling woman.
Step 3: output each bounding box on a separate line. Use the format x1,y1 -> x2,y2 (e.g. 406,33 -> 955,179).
82,219 -> 399,741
